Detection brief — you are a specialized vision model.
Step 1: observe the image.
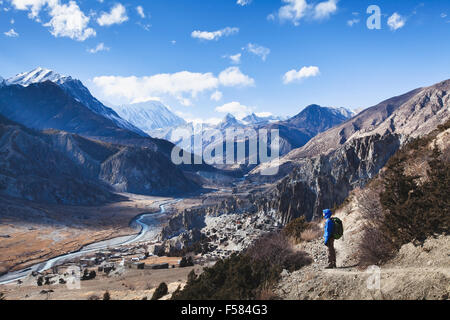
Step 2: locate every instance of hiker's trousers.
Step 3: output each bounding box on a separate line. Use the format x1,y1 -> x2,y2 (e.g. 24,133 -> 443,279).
326,238 -> 336,265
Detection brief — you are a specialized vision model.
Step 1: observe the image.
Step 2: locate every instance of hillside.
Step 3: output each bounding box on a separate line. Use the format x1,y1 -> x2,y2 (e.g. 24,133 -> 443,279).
250,79 -> 450,221
276,119 -> 450,300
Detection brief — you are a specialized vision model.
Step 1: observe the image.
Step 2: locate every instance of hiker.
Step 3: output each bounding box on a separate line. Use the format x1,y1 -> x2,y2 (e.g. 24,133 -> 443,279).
323,209 -> 337,269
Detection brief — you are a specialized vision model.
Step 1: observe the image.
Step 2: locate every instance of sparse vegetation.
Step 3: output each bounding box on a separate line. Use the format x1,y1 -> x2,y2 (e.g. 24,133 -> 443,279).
151,282 -> 168,300
0,292 -> 4,300
103,291 -> 111,300
179,256 -> 194,268
283,216 -> 309,242
380,139 -> 450,249
353,186 -> 396,267
172,232 -> 311,300
81,269 -> 96,281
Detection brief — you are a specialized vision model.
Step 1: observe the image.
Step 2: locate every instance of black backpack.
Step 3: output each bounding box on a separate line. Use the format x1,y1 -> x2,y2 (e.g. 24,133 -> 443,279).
331,217 -> 344,240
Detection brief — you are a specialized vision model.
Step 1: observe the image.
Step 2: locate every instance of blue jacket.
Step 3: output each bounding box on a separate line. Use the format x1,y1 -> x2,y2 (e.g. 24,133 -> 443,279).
323,209 -> 334,245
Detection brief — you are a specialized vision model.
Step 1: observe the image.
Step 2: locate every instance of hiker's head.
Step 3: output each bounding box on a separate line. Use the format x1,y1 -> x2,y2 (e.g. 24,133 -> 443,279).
323,209 -> 332,219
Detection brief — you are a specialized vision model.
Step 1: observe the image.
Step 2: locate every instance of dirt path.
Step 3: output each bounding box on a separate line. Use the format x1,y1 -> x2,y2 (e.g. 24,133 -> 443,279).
275,237 -> 450,300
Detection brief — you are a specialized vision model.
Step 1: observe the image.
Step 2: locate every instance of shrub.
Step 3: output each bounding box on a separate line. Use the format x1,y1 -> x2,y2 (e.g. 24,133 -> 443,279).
151,282 -> 168,300
103,291 -> 110,301
179,256 -> 194,268
82,270 -> 97,281
352,186 -> 396,267
380,146 -> 450,248
0,292 -> 4,300
88,295 -> 100,300
300,222 -> 322,242
172,232 -> 311,300
283,216 -> 309,242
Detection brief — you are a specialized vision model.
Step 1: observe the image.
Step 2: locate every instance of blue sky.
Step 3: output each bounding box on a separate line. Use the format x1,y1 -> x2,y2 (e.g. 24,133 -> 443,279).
1,0 -> 450,123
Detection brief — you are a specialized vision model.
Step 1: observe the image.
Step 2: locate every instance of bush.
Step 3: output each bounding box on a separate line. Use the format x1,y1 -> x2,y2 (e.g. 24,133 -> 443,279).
0,292 -> 4,300
151,282 -> 168,300
82,269 -> 96,281
352,186 -> 396,267
380,146 -> 450,248
300,222 -> 322,242
179,256 -> 194,268
283,216 -> 309,242
103,291 -> 110,301
172,232 -> 311,300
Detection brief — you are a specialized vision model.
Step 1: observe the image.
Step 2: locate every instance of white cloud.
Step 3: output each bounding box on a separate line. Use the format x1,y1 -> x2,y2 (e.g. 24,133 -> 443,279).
191,27 -> 238,41
93,67 -> 254,105
218,67 -> 255,87
215,101 -> 254,119
88,42 -> 109,54
276,0 -> 338,25
4,28 -> 19,37
283,66 -> 320,84
314,0 -> 338,20
97,3 -> 128,26
136,5 -> 145,18
347,18 -> 359,27
387,13 -> 406,31
245,43 -> 270,61
11,0 -> 48,19
441,13 -> 447,19
224,53 -> 241,64
11,0 -> 96,41
93,71 -> 219,104
237,0 -> 252,6
278,0 -> 309,26
210,90 -> 223,101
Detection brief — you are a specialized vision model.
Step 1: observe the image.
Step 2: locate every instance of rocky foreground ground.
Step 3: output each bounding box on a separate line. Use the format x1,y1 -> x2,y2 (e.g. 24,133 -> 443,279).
275,235 -> 450,300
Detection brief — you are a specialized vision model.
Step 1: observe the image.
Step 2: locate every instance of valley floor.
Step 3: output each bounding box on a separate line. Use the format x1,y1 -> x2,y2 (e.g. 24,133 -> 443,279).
0,263 -> 202,300
0,193 -> 171,275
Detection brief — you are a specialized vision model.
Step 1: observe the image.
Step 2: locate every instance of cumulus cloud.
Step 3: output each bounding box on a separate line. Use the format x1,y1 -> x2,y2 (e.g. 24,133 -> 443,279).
237,0 -> 252,6
314,0 -> 338,20
136,5 -> 145,18
347,18 -> 359,27
10,0 -> 96,41
387,13 -> 406,31
97,3 -> 128,26
93,67 -> 254,105
93,71 -> 218,104
210,90 -> 223,101
224,53 -> 241,64
276,0 -> 338,26
44,1 -> 96,41
4,28 -> 19,37
215,101 -> 255,119
283,66 -> 320,84
88,42 -> 109,54
218,67 -> 255,87
191,27 -> 238,41
245,43 -> 270,61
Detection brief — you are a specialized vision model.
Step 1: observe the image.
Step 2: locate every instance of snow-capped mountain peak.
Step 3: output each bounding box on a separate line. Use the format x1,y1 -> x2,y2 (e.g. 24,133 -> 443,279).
7,67 -> 71,86
0,76 -> 5,87
111,100 -> 186,133
6,67 -> 146,136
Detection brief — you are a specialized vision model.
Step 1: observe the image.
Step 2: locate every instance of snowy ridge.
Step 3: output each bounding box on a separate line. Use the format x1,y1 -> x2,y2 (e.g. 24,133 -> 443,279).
111,101 -> 186,133
7,68 -> 146,136
7,67 -> 71,86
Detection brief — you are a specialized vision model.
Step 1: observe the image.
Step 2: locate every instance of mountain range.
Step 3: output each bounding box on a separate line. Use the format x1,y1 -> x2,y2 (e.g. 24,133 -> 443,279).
250,79 -> 450,221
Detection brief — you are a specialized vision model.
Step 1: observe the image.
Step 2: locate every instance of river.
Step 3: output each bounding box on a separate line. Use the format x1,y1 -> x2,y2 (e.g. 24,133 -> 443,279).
0,199 -> 177,285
